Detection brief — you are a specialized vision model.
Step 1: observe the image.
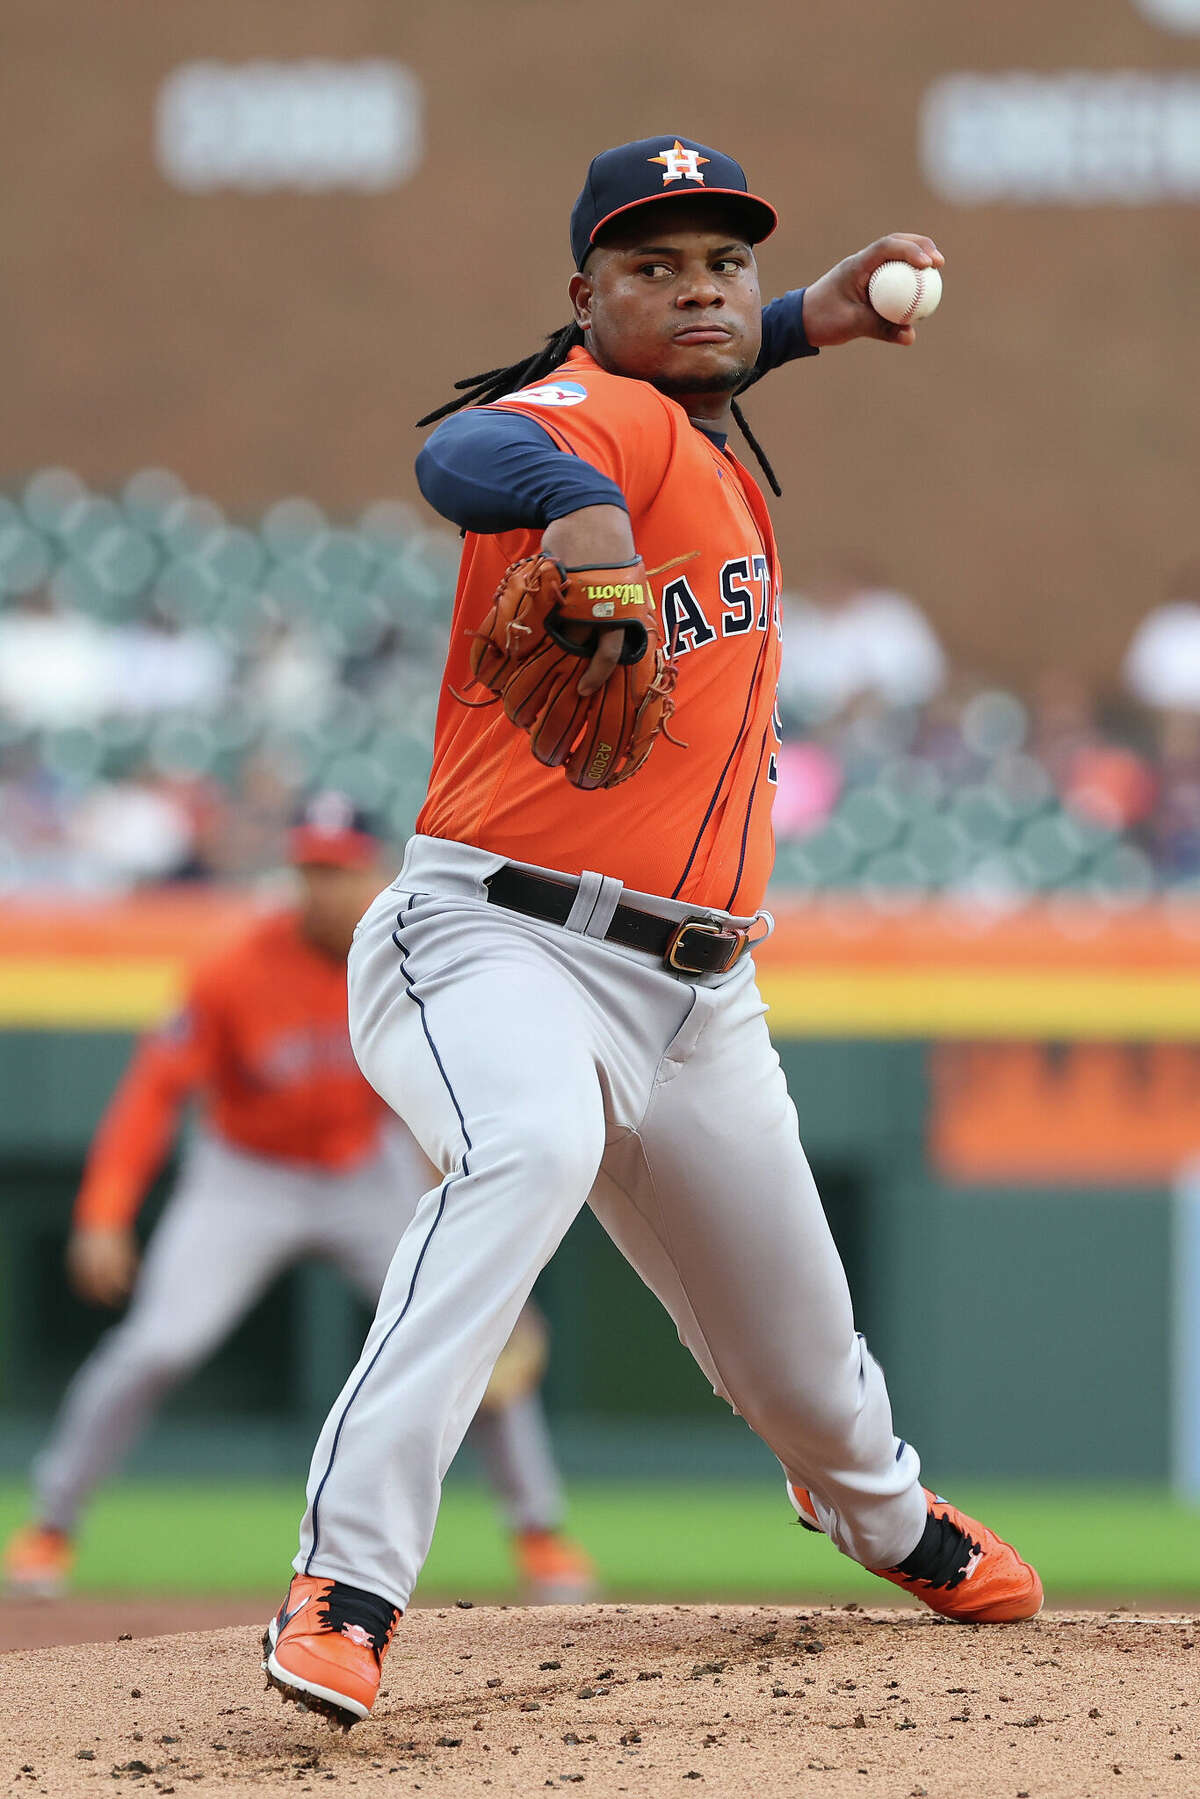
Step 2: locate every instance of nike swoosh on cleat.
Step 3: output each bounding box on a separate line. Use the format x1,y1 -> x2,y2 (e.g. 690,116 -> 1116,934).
278,1596 -> 310,1631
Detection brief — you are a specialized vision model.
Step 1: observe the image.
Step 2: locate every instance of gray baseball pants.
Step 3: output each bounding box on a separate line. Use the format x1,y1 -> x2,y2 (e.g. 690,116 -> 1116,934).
294,835 -> 926,1611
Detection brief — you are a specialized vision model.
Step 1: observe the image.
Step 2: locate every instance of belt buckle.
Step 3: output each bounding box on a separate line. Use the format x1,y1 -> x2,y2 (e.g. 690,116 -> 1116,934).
665,917 -> 743,975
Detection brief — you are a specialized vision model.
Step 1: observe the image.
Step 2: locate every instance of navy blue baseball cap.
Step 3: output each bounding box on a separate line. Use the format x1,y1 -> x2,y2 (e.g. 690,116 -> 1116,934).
570,135 -> 778,271
288,791 -> 379,869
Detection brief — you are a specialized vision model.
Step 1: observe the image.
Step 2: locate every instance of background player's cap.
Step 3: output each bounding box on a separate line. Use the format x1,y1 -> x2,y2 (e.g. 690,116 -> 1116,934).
570,136 -> 778,271
288,791 -> 379,869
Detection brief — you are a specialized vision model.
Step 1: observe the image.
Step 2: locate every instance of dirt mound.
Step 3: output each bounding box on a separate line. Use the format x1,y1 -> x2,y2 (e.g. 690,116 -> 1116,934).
2,1603 -> 1196,1798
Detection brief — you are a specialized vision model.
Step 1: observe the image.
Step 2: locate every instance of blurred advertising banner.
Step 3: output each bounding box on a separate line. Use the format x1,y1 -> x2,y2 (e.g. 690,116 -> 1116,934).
931,1042 -> 1200,1181
155,60 -> 422,192
8,889 -> 1200,1041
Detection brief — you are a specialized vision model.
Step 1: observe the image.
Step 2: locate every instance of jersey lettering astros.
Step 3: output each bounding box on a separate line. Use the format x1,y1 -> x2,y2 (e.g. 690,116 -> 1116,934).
418,346 -> 783,913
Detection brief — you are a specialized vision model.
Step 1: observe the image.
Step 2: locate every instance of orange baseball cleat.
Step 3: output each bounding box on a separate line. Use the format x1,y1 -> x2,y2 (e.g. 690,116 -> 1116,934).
262,1573 -> 401,1726
514,1528 -> 598,1604
788,1482 -> 1043,1623
2,1524 -> 73,1599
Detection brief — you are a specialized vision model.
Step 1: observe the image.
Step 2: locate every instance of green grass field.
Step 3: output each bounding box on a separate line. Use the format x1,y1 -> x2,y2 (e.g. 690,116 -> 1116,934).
3,1478 -> 1199,1602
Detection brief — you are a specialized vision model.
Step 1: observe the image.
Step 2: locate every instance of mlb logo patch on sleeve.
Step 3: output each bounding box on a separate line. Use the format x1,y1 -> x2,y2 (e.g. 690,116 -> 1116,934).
496,379 -> 588,408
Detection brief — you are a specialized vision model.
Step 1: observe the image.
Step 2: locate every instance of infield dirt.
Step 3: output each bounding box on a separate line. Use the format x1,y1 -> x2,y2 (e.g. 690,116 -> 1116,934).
2,1603 -> 1197,1798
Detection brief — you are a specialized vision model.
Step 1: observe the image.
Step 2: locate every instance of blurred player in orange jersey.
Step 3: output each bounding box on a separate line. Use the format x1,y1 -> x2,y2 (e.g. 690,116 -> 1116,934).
3,793 -> 593,1606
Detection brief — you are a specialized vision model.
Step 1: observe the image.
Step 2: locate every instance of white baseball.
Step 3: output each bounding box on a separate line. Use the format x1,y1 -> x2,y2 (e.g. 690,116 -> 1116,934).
867,261 -> 943,326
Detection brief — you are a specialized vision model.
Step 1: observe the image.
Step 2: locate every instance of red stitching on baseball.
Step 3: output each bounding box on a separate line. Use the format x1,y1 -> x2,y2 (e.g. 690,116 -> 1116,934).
903,269 -> 923,326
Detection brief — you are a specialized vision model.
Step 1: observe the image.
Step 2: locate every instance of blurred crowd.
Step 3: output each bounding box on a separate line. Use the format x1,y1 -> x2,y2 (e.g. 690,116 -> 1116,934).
0,469 -> 455,892
772,555 -> 1200,904
1,467 -> 1198,905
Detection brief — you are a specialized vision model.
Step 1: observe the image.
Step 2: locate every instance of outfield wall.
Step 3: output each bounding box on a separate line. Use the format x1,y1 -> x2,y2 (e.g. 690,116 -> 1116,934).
1,894 -> 1192,1483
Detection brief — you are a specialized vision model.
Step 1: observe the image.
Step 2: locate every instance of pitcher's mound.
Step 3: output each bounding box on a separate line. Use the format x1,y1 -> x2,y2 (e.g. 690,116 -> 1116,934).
2,1602 -> 1195,1797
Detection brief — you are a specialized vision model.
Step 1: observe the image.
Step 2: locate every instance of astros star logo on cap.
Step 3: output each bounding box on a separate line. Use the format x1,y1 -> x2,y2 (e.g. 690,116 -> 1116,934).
569,136 -> 777,270
648,140 -> 709,186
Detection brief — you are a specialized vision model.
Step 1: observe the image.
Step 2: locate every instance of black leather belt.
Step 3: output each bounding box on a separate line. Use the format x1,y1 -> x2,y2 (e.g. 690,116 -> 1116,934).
484,864 -> 751,976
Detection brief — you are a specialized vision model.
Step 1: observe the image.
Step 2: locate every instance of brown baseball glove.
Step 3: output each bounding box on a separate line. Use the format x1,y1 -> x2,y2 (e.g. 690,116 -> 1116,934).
459,553 -> 682,790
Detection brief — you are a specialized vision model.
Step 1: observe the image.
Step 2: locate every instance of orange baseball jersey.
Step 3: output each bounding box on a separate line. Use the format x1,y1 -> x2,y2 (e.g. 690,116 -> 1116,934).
75,911 -> 386,1230
417,345 -> 783,914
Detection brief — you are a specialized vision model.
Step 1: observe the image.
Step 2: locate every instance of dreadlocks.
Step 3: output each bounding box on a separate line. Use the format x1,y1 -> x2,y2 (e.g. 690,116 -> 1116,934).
417,325 -> 782,497
415,325 -> 584,429
729,396 -> 781,498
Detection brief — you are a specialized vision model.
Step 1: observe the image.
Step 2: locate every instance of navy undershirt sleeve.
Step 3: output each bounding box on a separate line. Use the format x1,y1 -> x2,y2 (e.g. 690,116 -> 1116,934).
416,409 -> 626,535
755,287 -> 818,377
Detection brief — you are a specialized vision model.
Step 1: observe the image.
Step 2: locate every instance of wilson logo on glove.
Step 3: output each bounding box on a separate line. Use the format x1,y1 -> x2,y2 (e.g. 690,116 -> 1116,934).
583,582 -> 646,610
454,552 -> 694,790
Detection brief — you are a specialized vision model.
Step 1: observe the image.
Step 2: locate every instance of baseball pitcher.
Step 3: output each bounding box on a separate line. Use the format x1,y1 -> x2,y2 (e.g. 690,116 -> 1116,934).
262,137 -> 1041,1727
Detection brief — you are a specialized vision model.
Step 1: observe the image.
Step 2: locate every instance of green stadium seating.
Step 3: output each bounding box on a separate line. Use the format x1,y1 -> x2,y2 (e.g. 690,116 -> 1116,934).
0,466 -> 1168,896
